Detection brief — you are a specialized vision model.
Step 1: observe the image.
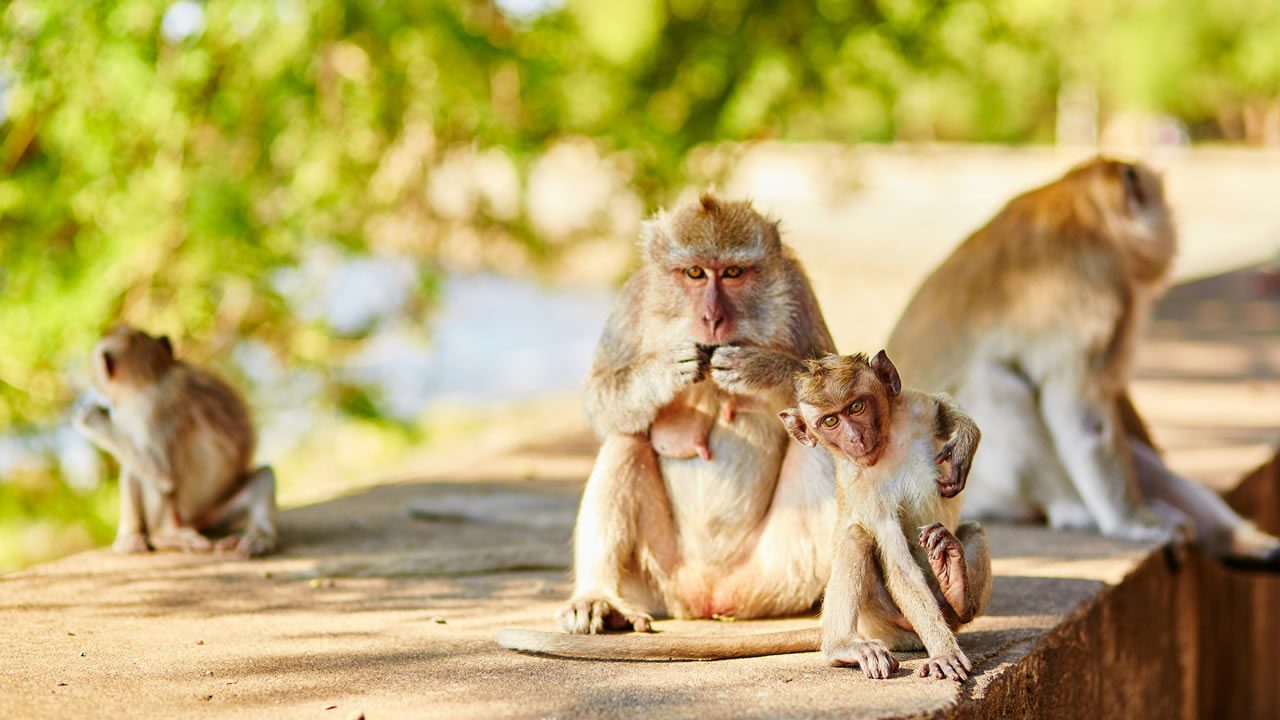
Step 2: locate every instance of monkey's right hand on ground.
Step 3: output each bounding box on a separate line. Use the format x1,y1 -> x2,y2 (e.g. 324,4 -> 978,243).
825,639 -> 900,679
918,650 -> 972,682
148,527 -> 214,553
558,595 -> 655,634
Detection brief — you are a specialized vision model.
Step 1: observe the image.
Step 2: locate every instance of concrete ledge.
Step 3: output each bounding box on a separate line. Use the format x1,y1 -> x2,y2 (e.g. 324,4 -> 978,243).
3,435 -> 1276,719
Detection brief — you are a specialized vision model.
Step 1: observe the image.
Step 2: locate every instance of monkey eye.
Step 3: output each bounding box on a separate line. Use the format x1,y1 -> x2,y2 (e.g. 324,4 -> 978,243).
821,415 -> 839,428
723,266 -> 743,279
686,266 -> 706,280
850,399 -> 866,414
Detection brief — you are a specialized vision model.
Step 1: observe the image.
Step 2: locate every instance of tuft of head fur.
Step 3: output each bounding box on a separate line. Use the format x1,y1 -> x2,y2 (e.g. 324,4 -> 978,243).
794,353 -> 872,413
641,193 -> 782,268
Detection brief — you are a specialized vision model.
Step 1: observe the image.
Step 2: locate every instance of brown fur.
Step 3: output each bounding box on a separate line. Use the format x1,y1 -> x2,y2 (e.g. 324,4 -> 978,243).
75,326 -> 278,556
780,352 -> 989,681
887,157 -> 1280,561
503,193 -> 839,654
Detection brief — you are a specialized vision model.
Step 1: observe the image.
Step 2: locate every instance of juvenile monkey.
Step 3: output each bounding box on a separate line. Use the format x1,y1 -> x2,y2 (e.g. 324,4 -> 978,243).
887,158 -> 1280,563
499,351 -> 989,679
73,326 -> 278,557
560,193 -> 841,634
779,351 -> 989,681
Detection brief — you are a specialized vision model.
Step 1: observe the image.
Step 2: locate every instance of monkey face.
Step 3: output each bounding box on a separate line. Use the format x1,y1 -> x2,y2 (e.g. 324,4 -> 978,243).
780,350 -> 903,466
674,261 -> 755,344
92,326 -> 175,400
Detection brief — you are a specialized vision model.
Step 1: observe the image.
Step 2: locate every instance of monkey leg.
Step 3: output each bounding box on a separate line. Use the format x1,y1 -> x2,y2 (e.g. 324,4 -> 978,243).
139,479 -> 214,553
712,441 -> 836,619
112,469 -> 151,554
822,525 -> 901,679
561,434 -> 679,634
208,466 -> 279,558
919,522 -> 992,627
1130,439 -> 1280,565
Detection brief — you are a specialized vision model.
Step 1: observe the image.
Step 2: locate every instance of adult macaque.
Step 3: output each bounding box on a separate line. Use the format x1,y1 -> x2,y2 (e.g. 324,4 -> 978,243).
560,193 -> 839,634
499,351 -> 989,680
73,326 -> 278,557
887,158 -> 1280,564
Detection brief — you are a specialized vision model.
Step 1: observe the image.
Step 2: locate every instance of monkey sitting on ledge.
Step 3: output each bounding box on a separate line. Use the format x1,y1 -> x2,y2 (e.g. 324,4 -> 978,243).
779,351 -> 990,681
74,326 -> 278,557
499,351 -> 989,681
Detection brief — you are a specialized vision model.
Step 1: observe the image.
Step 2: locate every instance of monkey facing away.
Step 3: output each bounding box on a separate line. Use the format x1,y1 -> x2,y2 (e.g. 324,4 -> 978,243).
73,326 -> 278,557
887,157 -> 1280,564
499,351 -> 987,678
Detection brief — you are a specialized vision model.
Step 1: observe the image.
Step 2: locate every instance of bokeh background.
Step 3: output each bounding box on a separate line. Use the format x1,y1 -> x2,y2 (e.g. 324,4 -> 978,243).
2,0 -> 1279,571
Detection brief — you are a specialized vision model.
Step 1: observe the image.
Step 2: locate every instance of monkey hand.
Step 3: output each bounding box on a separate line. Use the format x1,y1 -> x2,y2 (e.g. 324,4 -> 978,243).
149,527 -> 214,553
825,639 -> 900,679
670,340 -> 713,389
112,532 -> 151,554
709,344 -> 787,396
558,596 -> 654,634
72,403 -> 112,441
934,435 -> 976,498
1110,503 -> 1193,546
918,649 -> 972,682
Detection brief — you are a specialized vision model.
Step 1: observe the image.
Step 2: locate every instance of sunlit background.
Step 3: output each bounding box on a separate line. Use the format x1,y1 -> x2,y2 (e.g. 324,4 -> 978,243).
2,0 -> 1279,571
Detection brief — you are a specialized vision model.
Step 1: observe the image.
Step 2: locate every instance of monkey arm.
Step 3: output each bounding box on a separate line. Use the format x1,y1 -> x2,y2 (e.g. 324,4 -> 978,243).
932,393 -> 981,498
708,344 -> 804,403
75,405 -> 177,495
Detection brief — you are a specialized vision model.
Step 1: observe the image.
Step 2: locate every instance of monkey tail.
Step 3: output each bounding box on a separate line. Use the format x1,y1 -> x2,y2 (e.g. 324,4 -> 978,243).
496,627 -> 819,661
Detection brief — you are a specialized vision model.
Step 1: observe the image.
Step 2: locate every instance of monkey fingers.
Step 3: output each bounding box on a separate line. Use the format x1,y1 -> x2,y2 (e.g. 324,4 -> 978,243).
149,527 -> 213,553
919,524 -> 969,616
558,597 -> 654,635
112,532 -> 151,554
917,652 -> 971,682
673,342 -> 712,385
214,530 -> 275,558
827,640 -> 899,679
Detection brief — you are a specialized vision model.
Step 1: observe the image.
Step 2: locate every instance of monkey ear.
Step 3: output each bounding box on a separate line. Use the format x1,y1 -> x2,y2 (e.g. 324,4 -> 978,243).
871,350 -> 901,397
159,335 -> 174,357
100,351 -> 116,379
1121,164 -> 1146,209
779,409 -> 817,448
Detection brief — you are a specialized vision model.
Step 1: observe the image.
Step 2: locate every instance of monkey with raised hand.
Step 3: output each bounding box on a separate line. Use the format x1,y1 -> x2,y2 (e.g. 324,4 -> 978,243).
887,158 -> 1280,565
543,193 -> 841,636
499,350 -> 989,677
74,326 -> 278,557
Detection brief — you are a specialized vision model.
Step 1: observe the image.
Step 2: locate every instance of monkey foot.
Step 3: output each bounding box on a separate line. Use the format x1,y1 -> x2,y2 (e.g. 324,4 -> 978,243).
825,640 -> 900,679
149,527 -> 213,553
919,523 -> 967,613
1220,523 -> 1280,571
112,533 -> 151,554
215,530 -> 277,558
917,650 -> 972,682
557,596 -> 653,634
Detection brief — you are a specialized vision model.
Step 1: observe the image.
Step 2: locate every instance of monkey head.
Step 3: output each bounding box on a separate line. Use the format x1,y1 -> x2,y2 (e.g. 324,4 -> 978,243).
779,350 -> 902,467
91,326 -> 176,403
641,193 -> 787,345
1030,157 -> 1175,284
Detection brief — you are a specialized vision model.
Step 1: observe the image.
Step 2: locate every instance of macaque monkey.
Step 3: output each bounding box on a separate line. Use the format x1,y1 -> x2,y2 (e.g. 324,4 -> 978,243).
778,351 -> 989,681
887,158 -> 1280,564
499,351 -> 990,680
73,326 -> 278,557
558,193 -> 841,635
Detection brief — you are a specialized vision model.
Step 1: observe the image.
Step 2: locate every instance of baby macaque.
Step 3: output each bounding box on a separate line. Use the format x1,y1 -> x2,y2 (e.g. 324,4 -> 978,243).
73,326 -> 278,557
779,351 -> 991,681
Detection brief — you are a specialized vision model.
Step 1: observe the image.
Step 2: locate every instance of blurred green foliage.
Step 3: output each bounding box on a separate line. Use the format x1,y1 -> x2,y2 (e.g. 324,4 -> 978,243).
1,0 -> 1279,567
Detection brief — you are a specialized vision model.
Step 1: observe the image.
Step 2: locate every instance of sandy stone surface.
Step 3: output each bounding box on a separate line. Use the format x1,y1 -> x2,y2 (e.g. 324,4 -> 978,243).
3,149 -> 1277,718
